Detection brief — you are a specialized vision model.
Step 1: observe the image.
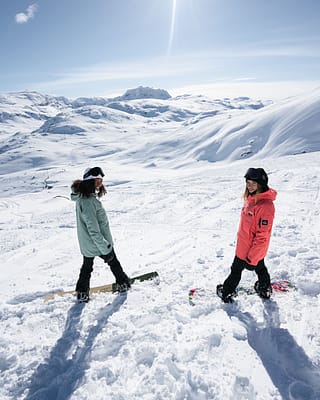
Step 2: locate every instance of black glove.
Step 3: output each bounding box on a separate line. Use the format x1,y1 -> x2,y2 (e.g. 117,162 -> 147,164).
245,257 -> 252,265
101,249 -> 115,263
246,257 -> 258,267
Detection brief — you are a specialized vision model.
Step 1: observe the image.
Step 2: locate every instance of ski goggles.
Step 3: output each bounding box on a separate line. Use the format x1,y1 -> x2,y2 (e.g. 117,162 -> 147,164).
83,167 -> 105,180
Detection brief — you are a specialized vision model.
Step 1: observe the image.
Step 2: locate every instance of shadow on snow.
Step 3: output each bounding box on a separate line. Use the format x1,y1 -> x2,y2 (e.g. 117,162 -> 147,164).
24,294 -> 127,400
227,300 -> 320,400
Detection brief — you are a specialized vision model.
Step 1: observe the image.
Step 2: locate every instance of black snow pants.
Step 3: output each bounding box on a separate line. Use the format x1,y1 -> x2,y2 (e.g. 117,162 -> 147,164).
75,250 -> 128,292
222,256 -> 271,296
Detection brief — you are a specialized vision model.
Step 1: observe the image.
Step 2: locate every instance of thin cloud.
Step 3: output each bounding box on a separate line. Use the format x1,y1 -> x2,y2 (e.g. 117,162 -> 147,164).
171,80 -> 320,100
31,59 -> 200,91
234,77 -> 257,82
26,50 -> 320,98
187,45 -> 320,60
15,4 -> 38,24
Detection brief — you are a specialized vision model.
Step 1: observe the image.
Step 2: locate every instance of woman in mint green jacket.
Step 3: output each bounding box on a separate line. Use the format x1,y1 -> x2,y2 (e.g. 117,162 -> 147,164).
71,167 -> 130,302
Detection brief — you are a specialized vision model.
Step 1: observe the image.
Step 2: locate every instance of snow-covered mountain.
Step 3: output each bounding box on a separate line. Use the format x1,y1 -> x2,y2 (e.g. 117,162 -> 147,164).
0,86 -> 320,400
1,86 -> 319,176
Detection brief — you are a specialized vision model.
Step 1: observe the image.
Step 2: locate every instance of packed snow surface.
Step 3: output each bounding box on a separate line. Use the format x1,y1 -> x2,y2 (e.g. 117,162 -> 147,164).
0,87 -> 319,399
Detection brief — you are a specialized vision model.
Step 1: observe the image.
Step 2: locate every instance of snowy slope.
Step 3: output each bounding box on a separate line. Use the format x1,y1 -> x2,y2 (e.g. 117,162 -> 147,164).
0,86 -> 269,174
0,87 -> 320,400
1,87 -> 319,175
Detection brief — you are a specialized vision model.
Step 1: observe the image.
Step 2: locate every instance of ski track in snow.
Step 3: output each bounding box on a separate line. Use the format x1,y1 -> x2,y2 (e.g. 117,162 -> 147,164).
0,153 -> 320,400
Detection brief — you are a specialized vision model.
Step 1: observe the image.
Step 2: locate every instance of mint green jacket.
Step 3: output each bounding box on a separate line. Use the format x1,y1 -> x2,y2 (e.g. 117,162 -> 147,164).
71,192 -> 114,257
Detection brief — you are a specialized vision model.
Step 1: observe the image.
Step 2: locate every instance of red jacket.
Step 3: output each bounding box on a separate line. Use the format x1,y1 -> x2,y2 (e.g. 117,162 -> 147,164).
236,188 -> 277,266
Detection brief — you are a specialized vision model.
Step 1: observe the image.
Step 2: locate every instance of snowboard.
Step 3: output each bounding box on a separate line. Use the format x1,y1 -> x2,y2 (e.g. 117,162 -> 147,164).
238,280 -> 296,295
189,280 -> 296,306
44,271 -> 159,301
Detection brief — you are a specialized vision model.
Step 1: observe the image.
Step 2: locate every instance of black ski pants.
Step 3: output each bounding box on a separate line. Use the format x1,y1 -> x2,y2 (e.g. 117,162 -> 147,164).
75,250 -> 127,292
223,256 -> 271,296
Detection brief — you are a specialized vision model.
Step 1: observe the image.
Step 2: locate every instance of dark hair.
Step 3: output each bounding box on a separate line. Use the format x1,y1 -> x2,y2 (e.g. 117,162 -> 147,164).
71,179 -> 106,198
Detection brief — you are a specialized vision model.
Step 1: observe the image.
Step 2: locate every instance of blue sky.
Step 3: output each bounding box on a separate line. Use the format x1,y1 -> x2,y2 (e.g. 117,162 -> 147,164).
1,0 -> 320,99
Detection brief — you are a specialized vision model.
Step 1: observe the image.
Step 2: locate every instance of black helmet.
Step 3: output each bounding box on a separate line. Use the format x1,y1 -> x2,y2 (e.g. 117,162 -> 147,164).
244,168 -> 269,188
83,167 -> 105,180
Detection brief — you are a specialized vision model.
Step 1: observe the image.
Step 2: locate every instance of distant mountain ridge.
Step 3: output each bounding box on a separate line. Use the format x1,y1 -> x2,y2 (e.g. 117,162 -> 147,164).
0,86 -> 319,173
0,86 -> 266,121
117,86 -> 171,100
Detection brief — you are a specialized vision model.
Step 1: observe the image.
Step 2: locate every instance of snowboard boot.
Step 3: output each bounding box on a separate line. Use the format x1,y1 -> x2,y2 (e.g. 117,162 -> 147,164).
116,282 -> 130,293
254,281 -> 272,299
77,290 -> 90,303
109,257 -> 131,293
216,284 -> 235,303
116,273 -> 131,293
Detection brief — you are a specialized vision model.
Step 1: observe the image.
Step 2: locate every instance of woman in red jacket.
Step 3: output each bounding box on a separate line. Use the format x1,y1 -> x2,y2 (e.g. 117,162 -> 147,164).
217,168 -> 277,303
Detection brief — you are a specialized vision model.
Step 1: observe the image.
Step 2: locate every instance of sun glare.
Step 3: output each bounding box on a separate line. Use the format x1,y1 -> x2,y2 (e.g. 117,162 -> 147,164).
167,0 -> 177,57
